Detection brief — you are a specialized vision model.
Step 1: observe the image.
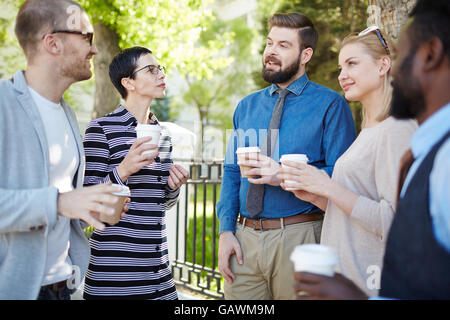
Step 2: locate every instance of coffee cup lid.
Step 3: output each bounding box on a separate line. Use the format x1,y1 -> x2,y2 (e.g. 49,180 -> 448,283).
111,184 -> 131,196
280,154 -> 309,162
136,123 -> 161,131
236,147 -> 261,154
290,244 -> 338,266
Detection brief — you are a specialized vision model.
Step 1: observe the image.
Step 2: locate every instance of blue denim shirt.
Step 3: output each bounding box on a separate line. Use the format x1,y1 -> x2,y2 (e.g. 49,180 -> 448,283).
217,73 -> 356,233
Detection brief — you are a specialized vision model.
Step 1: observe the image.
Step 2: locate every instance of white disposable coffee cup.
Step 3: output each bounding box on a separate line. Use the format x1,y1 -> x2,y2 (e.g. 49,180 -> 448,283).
280,154 -> 309,191
135,124 -> 161,156
290,244 -> 338,276
236,147 -> 261,178
100,184 -> 131,226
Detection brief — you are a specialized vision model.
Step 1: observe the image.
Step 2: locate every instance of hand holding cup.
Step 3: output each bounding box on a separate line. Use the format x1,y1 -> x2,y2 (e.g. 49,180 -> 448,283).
236,147 -> 261,178
117,136 -> 159,182
278,157 -> 331,197
237,148 -> 282,187
99,184 -> 131,226
57,182 -> 127,231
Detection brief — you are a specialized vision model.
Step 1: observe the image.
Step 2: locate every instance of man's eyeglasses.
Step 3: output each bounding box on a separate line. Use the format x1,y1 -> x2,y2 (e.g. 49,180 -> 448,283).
130,64 -> 166,78
43,30 -> 94,46
358,26 -> 390,56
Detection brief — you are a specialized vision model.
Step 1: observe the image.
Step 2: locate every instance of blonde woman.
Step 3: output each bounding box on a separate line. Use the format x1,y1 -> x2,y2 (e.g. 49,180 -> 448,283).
278,26 -> 417,296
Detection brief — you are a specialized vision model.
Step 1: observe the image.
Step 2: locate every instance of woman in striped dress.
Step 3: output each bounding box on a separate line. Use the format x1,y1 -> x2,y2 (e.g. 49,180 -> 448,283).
82,46 -> 189,299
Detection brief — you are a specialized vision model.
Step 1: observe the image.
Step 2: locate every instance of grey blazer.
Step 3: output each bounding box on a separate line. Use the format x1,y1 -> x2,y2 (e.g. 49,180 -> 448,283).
0,70 -> 90,299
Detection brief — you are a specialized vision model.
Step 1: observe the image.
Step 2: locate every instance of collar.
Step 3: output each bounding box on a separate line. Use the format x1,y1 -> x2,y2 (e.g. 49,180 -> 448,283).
119,104 -> 160,127
269,72 -> 309,97
411,102 -> 450,160
12,70 -> 70,109
12,70 -> 28,94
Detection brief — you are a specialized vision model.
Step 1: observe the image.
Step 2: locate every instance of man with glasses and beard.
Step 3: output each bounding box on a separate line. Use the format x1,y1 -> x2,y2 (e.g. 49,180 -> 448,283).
292,0 -> 450,300
217,12 -> 356,300
0,0 -> 127,299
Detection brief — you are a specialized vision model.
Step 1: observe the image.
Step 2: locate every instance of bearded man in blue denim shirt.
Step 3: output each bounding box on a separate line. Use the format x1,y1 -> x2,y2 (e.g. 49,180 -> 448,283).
217,12 -> 356,300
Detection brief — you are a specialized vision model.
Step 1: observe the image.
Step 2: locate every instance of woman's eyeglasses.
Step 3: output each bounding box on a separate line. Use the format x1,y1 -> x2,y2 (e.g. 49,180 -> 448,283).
43,30 -> 94,46
358,26 -> 390,56
130,64 -> 166,78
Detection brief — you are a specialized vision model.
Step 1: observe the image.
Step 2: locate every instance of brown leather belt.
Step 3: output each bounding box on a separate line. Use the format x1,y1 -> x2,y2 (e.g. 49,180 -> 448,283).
238,212 -> 324,231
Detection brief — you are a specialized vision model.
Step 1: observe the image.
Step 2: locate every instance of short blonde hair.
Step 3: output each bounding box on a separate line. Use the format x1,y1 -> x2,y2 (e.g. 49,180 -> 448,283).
341,28 -> 397,125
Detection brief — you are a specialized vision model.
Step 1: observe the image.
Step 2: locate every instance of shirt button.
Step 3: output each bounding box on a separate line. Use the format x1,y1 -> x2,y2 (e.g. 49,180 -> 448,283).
157,176 -> 162,182
155,246 -> 160,251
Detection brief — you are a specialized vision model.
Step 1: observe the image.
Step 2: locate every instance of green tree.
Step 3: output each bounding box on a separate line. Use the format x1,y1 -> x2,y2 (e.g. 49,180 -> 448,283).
0,0 -> 26,79
79,0 -> 233,118
170,15 -> 260,158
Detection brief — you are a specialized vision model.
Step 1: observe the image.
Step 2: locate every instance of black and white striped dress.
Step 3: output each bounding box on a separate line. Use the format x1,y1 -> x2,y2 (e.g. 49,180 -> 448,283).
82,105 -> 179,300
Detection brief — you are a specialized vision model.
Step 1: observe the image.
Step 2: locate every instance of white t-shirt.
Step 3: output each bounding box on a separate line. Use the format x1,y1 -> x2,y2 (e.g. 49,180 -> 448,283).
28,86 -> 79,285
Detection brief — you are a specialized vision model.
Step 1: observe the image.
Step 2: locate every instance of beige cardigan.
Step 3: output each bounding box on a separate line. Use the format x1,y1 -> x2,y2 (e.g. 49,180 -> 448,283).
321,116 -> 418,296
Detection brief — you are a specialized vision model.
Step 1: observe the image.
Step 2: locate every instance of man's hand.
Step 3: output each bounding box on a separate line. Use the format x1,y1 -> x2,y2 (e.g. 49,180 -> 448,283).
294,272 -> 369,300
218,231 -> 243,283
238,153 -> 281,186
57,183 -> 124,231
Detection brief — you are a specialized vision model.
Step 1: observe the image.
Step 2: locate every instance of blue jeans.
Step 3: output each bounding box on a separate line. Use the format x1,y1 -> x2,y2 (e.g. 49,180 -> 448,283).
37,283 -> 71,300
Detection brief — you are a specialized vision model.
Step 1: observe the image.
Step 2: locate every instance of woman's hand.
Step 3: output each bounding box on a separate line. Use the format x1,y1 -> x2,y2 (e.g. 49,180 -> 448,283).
117,137 -> 159,182
168,164 -> 189,190
277,161 -> 333,198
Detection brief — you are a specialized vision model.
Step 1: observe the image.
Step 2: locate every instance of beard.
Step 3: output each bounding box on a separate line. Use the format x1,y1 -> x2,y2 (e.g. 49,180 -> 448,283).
262,54 -> 301,84
390,51 -> 426,120
62,59 -> 92,82
60,47 -> 94,82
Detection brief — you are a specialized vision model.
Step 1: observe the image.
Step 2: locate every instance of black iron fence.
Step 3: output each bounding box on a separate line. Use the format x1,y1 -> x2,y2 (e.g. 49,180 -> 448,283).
170,159 -> 225,299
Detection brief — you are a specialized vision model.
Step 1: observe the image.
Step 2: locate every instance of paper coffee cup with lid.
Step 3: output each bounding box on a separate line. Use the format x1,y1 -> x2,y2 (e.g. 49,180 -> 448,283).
290,244 -> 338,277
100,184 -> 131,226
135,123 -> 161,156
280,154 -> 309,190
236,146 -> 261,178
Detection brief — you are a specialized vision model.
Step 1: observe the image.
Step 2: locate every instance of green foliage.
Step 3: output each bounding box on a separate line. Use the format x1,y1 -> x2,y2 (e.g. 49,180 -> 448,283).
170,14 -> 261,144
0,0 -> 26,79
152,96 -> 171,122
80,0 -> 232,81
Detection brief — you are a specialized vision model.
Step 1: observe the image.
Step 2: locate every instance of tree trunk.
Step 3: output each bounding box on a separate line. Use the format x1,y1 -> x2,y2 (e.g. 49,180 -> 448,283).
92,23 -> 121,118
367,0 -> 417,41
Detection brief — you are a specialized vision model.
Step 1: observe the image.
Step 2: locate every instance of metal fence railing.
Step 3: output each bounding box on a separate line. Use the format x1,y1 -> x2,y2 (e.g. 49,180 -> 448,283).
169,159 -> 225,299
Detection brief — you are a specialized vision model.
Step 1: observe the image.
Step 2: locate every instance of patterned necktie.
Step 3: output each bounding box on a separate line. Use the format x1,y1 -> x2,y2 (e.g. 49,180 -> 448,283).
246,88 -> 290,217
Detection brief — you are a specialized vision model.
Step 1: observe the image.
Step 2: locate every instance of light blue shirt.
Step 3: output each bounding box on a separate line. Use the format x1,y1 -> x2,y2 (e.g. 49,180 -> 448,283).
400,103 -> 450,252
372,103 -> 450,300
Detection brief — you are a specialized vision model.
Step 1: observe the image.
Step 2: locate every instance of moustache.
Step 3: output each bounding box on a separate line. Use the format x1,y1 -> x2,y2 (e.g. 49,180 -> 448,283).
264,56 -> 282,65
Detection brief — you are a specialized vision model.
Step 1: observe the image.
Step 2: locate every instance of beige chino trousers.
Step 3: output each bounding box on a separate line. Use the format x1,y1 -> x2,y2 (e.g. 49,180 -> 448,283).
224,219 -> 323,300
